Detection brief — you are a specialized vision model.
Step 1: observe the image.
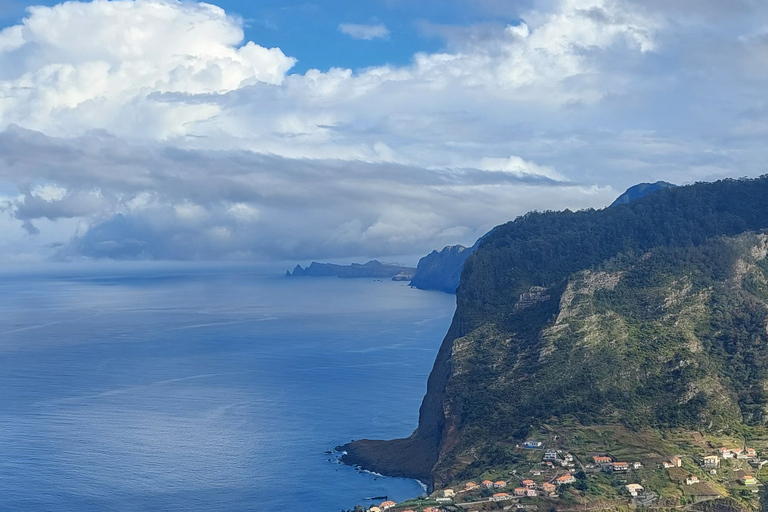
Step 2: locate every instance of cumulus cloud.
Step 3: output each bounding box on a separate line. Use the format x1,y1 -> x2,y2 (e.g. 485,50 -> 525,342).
0,0 -> 295,138
339,23 -> 390,40
1,0 -> 768,261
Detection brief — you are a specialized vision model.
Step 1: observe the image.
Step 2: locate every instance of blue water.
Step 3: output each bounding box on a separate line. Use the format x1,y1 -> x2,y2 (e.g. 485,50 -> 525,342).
0,265 -> 456,511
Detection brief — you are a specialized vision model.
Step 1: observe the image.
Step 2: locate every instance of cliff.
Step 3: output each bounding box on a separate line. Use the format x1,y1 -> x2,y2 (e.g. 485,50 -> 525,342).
341,176 -> 768,488
408,244 -> 474,294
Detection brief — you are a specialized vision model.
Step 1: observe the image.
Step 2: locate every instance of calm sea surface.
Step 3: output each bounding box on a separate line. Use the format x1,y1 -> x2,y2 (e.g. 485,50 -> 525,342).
0,264 -> 456,511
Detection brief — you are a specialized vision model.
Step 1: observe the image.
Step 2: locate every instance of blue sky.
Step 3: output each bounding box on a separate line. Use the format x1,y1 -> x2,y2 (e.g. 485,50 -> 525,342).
2,0 -> 520,72
0,0 -> 767,263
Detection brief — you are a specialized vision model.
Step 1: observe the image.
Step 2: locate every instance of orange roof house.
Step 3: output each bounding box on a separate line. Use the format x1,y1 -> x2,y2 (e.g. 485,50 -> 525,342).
465,481 -> 479,490
593,456 -> 612,464
494,480 -> 507,488
481,480 -> 494,488
380,501 -> 396,510
556,474 -> 576,485
521,479 -> 536,489
541,482 -> 556,493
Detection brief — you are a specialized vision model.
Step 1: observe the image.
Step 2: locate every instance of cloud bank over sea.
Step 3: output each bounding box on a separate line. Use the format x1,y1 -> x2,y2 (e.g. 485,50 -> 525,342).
0,0 -> 767,261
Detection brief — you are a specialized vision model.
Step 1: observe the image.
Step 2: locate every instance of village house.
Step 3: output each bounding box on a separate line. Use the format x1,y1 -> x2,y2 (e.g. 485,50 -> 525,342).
368,507 -> 381,512
633,462 -> 643,469
522,440 -> 543,448
611,462 -> 629,472
492,493 -> 513,502
741,475 -> 758,486
423,508 -> 440,512
465,481 -> 480,491
543,450 -> 558,461
703,455 -> 719,467
685,475 -> 699,485
626,483 -> 644,497
663,457 -> 682,469
746,447 -> 758,458
555,474 -> 576,485
719,447 -> 736,459
592,455 -> 612,464
443,489 -> 455,498
521,479 -> 536,489
541,482 -> 556,494
514,488 -> 526,497
525,489 -> 538,497
493,481 -> 507,488
380,501 -> 396,510
481,480 -> 494,489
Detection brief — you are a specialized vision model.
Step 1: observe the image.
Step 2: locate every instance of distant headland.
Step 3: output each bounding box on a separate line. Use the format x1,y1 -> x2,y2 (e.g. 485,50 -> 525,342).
286,260 -> 415,281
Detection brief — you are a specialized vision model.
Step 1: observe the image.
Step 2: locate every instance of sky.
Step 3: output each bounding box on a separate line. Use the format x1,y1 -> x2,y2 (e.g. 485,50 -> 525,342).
1,0 -> 768,264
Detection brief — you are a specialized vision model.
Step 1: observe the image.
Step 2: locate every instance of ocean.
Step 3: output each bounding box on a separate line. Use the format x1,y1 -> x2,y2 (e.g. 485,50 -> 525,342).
0,264 -> 456,511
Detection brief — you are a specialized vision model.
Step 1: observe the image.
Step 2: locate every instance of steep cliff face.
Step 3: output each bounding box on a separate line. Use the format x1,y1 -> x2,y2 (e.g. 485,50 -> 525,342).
342,176 -> 768,487
409,244 -> 474,293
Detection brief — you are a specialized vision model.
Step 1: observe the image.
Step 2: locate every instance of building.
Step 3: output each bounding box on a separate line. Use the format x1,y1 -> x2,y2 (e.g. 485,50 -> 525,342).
368,507 -> 381,512
663,458 -> 681,469
492,493 -> 513,502
443,489 -> 455,498
741,475 -> 758,486
746,448 -> 758,458
593,455 -> 612,464
494,481 -> 507,488
514,488 -> 526,497
521,479 -> 536,489
626,483 -> 644,497
465,481 -> 479,491
481,480 -> 494,489
541,482 -> 556,494
523,440 -> 543,448
525,489 -> 538,497
685,475 -> 699,485
633,462 -> 643,469
703,455 -> 719,467
543,450 -> 559,461
555,474 -> 576,485
612,462 -> 629,472
380,501 -> 396,510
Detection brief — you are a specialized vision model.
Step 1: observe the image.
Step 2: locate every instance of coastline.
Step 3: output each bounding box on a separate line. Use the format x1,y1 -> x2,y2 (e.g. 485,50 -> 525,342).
337,436 -> 436,493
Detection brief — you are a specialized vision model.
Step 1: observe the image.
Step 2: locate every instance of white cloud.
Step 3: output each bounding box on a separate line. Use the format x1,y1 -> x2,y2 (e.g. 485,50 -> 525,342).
0,0 -> 295,138
0,0 -> 767,261
339,23 -> 390,41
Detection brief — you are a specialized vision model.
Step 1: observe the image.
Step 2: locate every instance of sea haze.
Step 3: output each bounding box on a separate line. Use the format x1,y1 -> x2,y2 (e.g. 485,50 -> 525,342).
0,264 -> 456,511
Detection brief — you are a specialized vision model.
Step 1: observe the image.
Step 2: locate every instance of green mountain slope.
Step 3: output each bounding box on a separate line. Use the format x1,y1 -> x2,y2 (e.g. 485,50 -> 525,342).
342,176 -> 768,489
